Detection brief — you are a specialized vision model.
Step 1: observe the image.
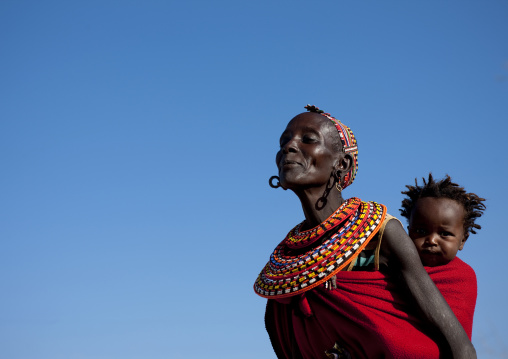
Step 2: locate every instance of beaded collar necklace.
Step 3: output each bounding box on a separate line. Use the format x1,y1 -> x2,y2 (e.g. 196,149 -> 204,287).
254,198 -> 386,299
285,197 -> 361,249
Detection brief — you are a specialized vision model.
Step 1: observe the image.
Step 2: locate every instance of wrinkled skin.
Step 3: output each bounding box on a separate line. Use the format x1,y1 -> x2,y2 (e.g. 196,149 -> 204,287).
275,112 -> 351,229
276,112 -> 343,191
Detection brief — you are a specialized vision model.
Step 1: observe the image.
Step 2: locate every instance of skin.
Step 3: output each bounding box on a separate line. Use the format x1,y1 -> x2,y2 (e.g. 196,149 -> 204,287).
276,112 -> 476,358
408,197 -> 467,267
277,112 -> 351,229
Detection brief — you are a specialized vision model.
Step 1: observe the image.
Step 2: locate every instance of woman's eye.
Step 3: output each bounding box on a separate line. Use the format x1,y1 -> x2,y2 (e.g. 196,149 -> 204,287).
303,135 -> 317,143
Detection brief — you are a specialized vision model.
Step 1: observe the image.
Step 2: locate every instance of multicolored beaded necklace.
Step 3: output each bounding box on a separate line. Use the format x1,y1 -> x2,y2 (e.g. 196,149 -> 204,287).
285,197 -> 361,249
254,198 -> 386,299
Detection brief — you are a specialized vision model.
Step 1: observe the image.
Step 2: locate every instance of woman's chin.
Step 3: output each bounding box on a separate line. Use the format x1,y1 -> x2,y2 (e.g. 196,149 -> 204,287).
278,176 -> 296,189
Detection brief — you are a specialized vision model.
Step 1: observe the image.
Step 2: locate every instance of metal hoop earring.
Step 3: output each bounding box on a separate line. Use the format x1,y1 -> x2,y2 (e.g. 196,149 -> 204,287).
269,175 -> 282,189
334,169 -> 343,193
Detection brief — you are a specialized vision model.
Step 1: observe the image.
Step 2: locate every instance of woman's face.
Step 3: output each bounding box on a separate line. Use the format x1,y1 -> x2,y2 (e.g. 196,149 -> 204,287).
276,112 -> 342,191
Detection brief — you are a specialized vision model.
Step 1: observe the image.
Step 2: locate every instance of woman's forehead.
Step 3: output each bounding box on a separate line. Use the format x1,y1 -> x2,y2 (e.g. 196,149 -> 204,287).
286,112 -> 332,131
285,112 -> 338,138
289,111 -> 326,124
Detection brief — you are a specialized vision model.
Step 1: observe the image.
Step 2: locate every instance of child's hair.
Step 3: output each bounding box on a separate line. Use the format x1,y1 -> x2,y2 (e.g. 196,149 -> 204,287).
400,173 -> 486,239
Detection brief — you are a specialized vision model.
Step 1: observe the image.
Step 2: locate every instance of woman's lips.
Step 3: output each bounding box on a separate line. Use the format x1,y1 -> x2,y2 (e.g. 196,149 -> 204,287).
281,159 -> 301,167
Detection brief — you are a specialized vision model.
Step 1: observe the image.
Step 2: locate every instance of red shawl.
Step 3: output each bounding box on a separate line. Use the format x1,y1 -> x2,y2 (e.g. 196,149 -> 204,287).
265,257 -> 476,359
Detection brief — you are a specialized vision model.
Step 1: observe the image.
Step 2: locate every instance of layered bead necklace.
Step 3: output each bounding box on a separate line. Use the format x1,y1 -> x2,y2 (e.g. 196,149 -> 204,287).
285,197 -> 361,249
254,198 -> 386,299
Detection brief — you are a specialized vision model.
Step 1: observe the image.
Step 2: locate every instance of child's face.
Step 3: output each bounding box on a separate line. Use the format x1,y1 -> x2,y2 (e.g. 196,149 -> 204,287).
408,197 -> 466,267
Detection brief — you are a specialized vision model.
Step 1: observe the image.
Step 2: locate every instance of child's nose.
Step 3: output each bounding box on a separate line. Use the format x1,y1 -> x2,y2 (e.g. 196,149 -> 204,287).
425,234 -> 439,245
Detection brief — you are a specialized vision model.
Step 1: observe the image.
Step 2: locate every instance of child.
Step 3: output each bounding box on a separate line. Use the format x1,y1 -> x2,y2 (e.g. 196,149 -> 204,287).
323,174 -> 485,359
395,173 -> 486,342
400,173 -> 486,267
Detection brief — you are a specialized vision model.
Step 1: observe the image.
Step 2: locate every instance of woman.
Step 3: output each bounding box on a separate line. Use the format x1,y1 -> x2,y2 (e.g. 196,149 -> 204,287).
254,106 -> 476,359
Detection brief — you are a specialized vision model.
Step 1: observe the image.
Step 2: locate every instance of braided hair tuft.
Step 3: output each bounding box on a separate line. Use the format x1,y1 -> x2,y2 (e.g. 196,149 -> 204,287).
400,173 -> 486,239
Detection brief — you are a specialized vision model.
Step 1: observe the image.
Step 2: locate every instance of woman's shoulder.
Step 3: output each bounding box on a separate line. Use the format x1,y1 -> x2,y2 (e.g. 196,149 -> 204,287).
375,213 -> 406,248
383,213 -> 403,227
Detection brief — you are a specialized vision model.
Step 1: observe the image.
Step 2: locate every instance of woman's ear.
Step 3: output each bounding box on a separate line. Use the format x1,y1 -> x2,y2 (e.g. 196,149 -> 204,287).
338,153 -> 353,173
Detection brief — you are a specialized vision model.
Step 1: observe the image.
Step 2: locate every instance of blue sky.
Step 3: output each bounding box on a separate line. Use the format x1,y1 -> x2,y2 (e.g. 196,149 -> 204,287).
1,1 -> 507,358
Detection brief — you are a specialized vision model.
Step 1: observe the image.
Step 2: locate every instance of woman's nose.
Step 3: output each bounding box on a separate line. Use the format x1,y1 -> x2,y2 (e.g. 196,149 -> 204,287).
282,138 -> 298,154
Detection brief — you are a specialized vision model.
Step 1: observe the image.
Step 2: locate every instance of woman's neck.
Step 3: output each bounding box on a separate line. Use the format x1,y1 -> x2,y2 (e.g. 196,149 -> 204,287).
295,187 -> 345,230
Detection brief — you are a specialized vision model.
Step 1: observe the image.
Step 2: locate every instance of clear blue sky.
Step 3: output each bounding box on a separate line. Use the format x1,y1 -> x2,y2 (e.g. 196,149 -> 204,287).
1,1 -> 507,358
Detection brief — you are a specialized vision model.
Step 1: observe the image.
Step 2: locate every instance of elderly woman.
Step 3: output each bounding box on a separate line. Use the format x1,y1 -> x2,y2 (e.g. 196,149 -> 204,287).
254,106 -> 476,359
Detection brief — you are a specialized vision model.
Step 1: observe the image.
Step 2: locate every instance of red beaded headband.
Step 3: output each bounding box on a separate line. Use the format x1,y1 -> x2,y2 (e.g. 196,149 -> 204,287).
305,105 -> 358,190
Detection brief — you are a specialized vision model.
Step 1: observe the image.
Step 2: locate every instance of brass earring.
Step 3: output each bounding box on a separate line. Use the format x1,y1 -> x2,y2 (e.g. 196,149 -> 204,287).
334,169 -> 343,193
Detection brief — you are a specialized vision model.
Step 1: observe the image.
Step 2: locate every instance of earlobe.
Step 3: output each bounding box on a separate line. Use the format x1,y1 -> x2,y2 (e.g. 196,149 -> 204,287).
459,237 -> 467,251
339,154 -> 353,172
333,153 -> 353,186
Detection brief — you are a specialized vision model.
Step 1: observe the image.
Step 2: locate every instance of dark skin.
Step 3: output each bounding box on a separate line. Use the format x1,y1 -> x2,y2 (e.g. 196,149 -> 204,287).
408,197 -> 467,267
276,112 -> 476,359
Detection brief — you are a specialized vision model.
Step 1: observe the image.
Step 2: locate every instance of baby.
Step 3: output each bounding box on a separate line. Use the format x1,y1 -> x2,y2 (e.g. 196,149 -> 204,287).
325,175 -> 486,359
399,173 -> 486,267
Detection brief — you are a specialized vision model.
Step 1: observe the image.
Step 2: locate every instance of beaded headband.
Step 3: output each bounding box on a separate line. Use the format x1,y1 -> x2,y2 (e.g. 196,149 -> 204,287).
305,105 -> 358,190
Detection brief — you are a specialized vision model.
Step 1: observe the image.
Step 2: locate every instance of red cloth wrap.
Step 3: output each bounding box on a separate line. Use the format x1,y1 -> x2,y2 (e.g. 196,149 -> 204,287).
265,257 -> 476,359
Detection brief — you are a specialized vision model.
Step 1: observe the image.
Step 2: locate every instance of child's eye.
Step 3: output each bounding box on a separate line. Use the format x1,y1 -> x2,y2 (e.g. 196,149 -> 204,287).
414,228 -> 427,235
440,231 -> 453,237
